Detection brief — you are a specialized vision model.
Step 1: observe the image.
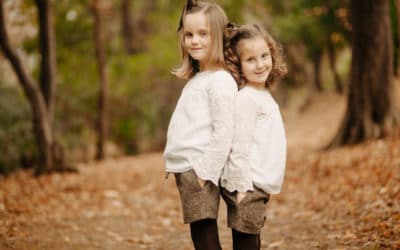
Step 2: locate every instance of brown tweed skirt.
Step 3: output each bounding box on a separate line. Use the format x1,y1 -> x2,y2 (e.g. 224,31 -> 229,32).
220,186 -> 270,234
174,169 -> 220,224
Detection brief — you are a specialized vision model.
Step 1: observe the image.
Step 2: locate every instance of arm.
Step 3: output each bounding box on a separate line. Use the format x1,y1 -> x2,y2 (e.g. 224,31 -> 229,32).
224,92 -> 257,192
192,72 -> 237,186
259,109 -> 287,194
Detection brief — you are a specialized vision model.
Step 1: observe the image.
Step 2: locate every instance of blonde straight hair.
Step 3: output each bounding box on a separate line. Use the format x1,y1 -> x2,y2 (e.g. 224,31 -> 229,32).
172,1 -> 228,79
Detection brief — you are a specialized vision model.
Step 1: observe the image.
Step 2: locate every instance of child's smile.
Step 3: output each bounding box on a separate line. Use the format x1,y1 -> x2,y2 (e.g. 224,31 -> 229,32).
238,37 -> 272,88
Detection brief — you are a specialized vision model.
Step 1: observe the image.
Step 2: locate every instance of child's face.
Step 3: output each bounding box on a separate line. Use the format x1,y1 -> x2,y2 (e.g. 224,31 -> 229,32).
238,37 -> 272,88
183,12 -> 211,69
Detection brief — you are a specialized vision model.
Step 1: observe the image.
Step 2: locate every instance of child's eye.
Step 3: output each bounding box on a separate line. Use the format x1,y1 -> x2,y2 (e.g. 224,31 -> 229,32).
247,58 -> 255,62
199,32 -> 207,37
262,53 -> 270,58
185,33 -> 193,38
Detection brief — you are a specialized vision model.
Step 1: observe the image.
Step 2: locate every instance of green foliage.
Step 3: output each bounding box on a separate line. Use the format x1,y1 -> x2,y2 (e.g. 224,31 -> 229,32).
0,86 -> 36,174
107,3 -> 180,153
52,0 -> 100,160
268,0 -> 349,52
56,0 -> 93,56
221,0 -> 246,23
262,0 -> 351,89
54,0 -> 183,156
112,117 -> 138,154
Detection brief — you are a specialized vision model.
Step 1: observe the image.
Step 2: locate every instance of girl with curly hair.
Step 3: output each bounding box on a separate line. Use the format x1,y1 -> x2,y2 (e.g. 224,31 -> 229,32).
220,23 -> 288,250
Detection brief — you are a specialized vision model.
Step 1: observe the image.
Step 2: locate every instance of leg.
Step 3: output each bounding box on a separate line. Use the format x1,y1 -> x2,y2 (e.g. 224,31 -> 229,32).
232,229 -> 260,250
221,186 -> 269,250
190,219 -> 222,250
174,170 -> 221,249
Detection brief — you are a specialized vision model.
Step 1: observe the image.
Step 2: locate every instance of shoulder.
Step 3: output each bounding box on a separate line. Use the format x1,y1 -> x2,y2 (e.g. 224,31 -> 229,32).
238,87 -> 253,99
210,70 -> 233,79
208,70 -> 238,91
237,87 -> 257,107
264,91 -> 280,111
250,91 -> 281,117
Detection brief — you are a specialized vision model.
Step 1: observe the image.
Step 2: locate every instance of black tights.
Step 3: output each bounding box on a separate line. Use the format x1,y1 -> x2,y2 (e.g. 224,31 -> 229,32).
232,229 -> 260,250
190,219 -> 222,250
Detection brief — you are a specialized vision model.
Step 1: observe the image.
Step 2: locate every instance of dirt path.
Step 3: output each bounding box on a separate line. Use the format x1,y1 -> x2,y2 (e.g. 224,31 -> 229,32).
1,93 -> 399,249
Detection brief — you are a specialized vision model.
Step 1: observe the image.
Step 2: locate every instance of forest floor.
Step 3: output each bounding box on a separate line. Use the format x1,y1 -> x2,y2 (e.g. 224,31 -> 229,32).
1,91 -> 400,250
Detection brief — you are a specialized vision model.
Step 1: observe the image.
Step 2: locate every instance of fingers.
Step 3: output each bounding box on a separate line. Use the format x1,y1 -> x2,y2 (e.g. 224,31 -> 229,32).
237,191 -> 247,203
197,177 -> 206,188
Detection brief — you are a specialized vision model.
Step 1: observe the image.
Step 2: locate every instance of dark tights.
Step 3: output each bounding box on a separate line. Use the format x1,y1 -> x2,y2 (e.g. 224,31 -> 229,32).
232,229 -> 260,250
190,219 -> 222,250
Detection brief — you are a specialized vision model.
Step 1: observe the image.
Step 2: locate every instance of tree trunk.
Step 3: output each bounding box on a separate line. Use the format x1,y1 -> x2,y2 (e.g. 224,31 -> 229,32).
35,0 -> 57,125
120,0 -> 156,54
330,0 -> 399,146
311,50 -> 323,92
327,38 -> 344,93
121,0 -> 135,54
140,0 -> 156,33
91,0 -> 109,160
0,0 -> 53,172
35,0 -> 67,172
396,0 -> 400,75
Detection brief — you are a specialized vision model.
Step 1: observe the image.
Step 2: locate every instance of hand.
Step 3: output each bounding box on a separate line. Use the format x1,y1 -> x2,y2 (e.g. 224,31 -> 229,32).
197,177 -> 206,188
237,191 -> 247,203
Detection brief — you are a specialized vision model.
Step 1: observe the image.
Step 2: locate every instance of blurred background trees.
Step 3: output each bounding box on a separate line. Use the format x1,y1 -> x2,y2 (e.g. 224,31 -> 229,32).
331,0 -> 399,146
0,0 -> 66,174
0,0 -> 399,174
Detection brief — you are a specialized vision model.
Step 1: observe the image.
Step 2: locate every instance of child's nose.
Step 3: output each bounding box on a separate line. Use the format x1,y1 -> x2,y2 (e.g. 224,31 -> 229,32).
191,35 -> 199,44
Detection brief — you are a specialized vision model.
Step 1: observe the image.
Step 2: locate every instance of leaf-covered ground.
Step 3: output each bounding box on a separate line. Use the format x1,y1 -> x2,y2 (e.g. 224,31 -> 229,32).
1,92 -> 399,250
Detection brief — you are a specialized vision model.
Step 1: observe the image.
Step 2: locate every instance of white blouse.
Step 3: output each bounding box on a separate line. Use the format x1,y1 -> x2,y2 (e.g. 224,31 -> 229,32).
220,86 -> 286,194
164,70 -> 238,185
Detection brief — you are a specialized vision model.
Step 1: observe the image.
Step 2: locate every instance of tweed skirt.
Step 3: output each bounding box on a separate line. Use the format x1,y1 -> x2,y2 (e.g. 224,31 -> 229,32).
220,186 -> 270,234
174,169 -> 220,224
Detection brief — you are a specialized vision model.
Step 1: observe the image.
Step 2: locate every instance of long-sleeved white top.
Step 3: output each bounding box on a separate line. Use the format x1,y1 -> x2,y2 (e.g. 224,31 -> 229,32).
164,70 -> 238,185
220,86 -> 286,194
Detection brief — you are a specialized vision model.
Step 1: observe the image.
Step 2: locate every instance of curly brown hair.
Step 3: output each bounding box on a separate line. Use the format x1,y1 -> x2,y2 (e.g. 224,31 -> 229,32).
224,23 -> 287,89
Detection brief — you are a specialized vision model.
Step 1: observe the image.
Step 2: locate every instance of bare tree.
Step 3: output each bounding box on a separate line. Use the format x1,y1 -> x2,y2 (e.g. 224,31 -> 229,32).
121,0 -> 135,54
120,0 -> 156,54
91,0 -> 109,160
330,0 -> 399,146
395,0 -> 400,75
0,0 -> 66,174
35,0 -> 57,124
311,50 -> 323,92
